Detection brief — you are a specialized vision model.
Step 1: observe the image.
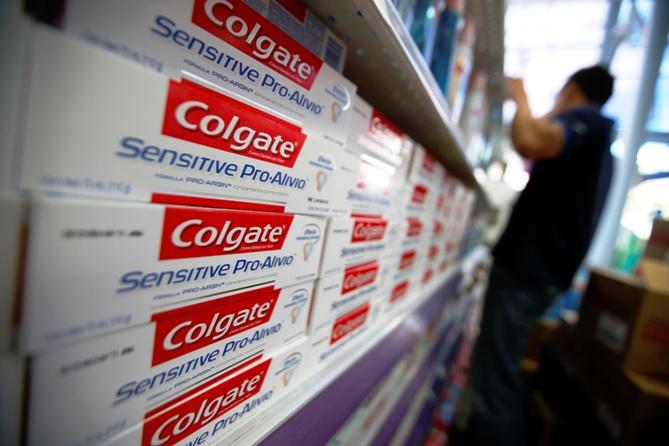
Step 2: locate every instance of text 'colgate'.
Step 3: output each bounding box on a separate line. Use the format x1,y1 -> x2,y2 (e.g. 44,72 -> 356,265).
160,206 -> 293,260
330,303 -> 370,345
191,0 -> 323,89
142,357 -> 270,446
162,79 -> 306,167
151,287 -> 279,365
351,218 -> 388,243
341,261 -> 379,295
368,108 -> 403,154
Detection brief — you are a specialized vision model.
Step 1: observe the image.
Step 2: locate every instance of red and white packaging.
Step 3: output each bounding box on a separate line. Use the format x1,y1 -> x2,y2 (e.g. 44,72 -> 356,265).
407,144 -> 443,186
344,96 -> 413,215
22,196 -> 325,352
62,0 -> 355,145
309,259 -> 389,335
319,214 -> 393,277
398,182 -> 436,217
20,27 -> 358,216
29,338 -> 306,446
28,284 -> 310,445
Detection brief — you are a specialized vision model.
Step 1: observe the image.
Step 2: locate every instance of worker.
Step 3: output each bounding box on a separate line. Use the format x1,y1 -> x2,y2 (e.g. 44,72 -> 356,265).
467,66 -> 615,446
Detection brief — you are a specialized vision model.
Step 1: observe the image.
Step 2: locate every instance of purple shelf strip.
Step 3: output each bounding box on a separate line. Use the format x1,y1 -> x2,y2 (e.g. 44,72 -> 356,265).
260,272 -> 463,446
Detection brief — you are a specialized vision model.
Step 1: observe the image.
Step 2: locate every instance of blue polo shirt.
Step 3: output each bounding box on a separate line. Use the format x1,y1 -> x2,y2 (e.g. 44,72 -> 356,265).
493,106 -> 615,291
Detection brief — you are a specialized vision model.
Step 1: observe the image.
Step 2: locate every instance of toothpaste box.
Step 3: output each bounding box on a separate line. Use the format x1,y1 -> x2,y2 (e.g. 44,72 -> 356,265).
399,182 -> 436,216
407,144 -> 443,186
27,284 -> 310,446
62,0 -> 356,144
309,259 -> 390,335
22,196 -> 325,352
29,338 -> 307,446
20,27 -> 358,216
245,0 -> 347,73
344,96 -> 413,215
319,214 -> 393,277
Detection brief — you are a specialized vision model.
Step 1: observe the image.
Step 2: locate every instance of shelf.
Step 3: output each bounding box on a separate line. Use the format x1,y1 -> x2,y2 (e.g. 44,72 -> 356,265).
216,265 -> 463,446
302,0 -> 478,189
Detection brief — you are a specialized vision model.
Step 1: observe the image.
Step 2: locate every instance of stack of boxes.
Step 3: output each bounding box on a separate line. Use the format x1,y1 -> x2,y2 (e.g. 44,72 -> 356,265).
0,1 -> 480,445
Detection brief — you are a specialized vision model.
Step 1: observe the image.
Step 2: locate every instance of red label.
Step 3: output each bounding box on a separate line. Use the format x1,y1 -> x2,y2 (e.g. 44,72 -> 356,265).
159,206 -> 293,260
351,218 -> 388,243
191,0 -> 322,89
162,80 -> 306,167
330,303 -> 370,344
422,269 -> 433,284
368,109 -> 404,155
422,151 -> 437,173
407,218 -> 423,238
142,357 -> 270,446
341,261 -> 379,295
411,184 -> 428,204
390,280 -> 409,303
433,219 -> 444,236
436,194 -> 446,211
151,287 -> 279,365
428,244 -> 439,261
643,320 -> 669,346
399,250 -> 417,271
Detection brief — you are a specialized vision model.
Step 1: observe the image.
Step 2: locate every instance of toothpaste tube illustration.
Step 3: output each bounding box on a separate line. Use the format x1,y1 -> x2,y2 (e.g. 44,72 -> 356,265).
29,338 -> 306,446
62,0 -> 356,144
22,196 -> 324,351
20,27 -> 358,216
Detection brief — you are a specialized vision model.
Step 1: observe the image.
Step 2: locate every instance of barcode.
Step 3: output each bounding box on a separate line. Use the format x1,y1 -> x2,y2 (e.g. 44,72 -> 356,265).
325,37 -> 343,71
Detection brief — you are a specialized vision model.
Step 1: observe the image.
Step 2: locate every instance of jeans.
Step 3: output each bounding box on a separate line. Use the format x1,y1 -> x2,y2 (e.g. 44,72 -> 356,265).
468,264 -> 556,446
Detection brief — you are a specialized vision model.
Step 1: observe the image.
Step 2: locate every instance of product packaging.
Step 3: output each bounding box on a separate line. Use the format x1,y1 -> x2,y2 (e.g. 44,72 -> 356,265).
22,196 -> 325,351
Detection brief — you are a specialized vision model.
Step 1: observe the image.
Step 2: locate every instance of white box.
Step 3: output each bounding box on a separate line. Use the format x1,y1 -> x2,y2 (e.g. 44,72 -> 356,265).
319,215 -> 394,277
245,0 -> 347,73
20,27 -> 358,216
28,284 -> 309,446
398,182 -> 436,216
22,196 -> 325,351
29,338 -> 307,446
407,144 -> 443,186
309,259 -> 390,335
344,96 -> 413,215
62,0 -> 356,145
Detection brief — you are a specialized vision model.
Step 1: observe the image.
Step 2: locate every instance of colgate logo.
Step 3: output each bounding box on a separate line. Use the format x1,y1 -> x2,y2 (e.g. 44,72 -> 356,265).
422,152 -> 437,173
151,287 -> 278,365
422,269 -> 433,284
160,206 -> 293,260
192,0 -> 322,89
433,219 -> 444,236
411,184 -> 428,204
162,80 -> 306,167
351,218 -> 388,243
368,109 -> 403,154
399,250 -> 416,270
341,261 -> 379,295
406,218 -> 423,238
330,303 -> 370,344
428,244 -> 439,260
390,281 -> 409,303
143,358 -> 269,446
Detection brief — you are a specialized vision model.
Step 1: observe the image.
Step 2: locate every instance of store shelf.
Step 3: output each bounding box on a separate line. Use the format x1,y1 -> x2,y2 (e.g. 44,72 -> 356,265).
302,0 -> 478,189
217,264 -> 464,446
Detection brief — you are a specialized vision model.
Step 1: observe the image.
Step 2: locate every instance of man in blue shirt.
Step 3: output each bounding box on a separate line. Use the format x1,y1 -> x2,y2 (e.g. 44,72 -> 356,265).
468,66 -> 615,446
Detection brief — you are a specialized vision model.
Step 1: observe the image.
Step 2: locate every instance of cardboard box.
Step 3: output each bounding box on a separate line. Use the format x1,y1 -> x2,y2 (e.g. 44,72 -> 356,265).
20,26 -> 358,216
398,182 -> 436,216
22,196 -> 325,351
644,219 -> 669,262
577,259 -> 669,378
344,96 -> 413,215
28,338 -> 307,446
407,144 -> 443,186
28,284 -> 310,446
62,0 -> 356,143
319,214 -> 394,277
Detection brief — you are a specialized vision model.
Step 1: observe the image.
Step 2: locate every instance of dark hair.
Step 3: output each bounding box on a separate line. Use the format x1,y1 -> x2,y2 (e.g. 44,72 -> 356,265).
567,65 -> 615,107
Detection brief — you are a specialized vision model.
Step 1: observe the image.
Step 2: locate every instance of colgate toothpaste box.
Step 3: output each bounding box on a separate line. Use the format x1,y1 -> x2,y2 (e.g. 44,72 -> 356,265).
344,96 -> 413,215
309,259 -> 389,335
319,214 -> 392,277
62,0 -> 355,145
22,196 -> 325,351
20,27 -> 358,216
29,338 -> 307,446
407,144 -> 443,186
399,182 -> 436,216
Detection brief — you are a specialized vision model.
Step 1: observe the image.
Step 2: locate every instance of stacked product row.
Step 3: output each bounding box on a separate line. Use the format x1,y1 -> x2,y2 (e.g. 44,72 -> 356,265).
1,1 -> 476,445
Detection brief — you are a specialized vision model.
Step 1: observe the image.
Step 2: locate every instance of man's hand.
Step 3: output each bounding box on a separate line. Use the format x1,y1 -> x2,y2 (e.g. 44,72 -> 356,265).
505,77 -> 526,103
